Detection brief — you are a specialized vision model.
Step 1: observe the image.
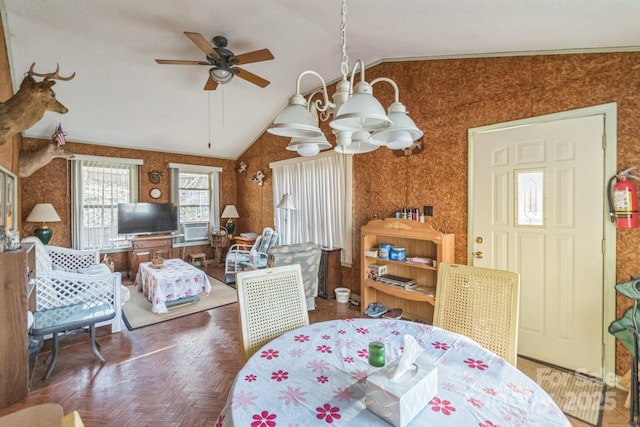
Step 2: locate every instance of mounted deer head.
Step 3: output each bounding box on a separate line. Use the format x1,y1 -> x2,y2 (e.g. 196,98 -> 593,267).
19,143 -> 74,178
0,63 -> 75,145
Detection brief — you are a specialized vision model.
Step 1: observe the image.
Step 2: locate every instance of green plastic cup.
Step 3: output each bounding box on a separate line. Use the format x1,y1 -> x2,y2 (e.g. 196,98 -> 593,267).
369,341 -> 385,367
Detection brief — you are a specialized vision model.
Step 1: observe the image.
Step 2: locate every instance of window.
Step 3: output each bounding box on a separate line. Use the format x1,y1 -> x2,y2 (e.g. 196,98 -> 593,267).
72,157 -> 141,250
169,163 -> 222,244
178,172 -> 210,223
271,152 -> 353,265
516,169 -> 544,226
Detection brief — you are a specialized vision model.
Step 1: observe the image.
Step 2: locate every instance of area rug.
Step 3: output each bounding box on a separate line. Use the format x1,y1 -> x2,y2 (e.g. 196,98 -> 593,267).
122,276 -> 237,330
518,356 -> 605,426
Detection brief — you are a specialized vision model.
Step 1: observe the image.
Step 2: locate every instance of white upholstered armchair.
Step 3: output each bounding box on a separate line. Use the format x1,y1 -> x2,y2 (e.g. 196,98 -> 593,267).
23,237 -> 126,333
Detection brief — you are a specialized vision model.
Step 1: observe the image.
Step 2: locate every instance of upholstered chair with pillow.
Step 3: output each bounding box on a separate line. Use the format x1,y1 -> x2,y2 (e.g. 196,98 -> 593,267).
267,242 -> 322,310
22,236 -> 126,333
224,227 -> 280,283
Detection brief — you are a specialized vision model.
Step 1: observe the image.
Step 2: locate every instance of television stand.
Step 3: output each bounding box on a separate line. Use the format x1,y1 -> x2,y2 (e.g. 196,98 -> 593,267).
128,234 -> 183,280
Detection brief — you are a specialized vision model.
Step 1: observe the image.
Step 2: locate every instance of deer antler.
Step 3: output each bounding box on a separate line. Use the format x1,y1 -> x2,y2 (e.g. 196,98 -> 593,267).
28,63 -> 75,81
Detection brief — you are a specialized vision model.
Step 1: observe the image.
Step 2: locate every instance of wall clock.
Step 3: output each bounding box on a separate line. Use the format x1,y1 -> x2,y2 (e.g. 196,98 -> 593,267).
149,188 -> 162,199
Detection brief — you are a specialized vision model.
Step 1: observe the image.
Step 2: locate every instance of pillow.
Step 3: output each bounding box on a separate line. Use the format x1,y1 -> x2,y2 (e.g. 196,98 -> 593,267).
22,237 -> 53,272
257,228 -> 274,254
249,235 -> 262,252
78,264 -> 112,275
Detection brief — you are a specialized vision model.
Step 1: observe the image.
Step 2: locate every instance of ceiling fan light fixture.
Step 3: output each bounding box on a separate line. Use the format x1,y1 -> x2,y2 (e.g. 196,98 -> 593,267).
210,67 -> 234,84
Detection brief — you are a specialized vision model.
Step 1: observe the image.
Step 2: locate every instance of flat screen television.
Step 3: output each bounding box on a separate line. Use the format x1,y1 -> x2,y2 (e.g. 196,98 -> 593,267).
117,202 -> 178,235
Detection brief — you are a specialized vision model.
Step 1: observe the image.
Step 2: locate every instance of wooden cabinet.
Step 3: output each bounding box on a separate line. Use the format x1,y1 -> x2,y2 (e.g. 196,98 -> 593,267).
0,243 -> 36,408
318,247 -> 342,298
128,235 -> 175,279
361,219 -> 454,323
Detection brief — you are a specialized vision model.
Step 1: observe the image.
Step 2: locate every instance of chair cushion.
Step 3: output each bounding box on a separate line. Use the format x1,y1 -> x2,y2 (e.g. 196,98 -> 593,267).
120,285 -> 130,305
22,237 -> 53,272
250,235 -> 262,252
78,264 -> 113,275
257,228 -> 274,253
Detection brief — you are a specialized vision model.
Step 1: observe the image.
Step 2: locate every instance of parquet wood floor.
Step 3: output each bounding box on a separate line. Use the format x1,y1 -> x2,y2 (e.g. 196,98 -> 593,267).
0,265 -> 630,426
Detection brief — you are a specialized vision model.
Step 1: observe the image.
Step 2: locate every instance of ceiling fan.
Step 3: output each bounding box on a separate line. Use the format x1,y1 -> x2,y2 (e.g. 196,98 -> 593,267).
155,32 -> 274,90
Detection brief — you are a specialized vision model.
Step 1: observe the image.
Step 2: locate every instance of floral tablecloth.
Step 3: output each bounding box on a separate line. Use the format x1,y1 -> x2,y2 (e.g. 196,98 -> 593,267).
135,258 -> 212,313
216,318 -> 570,426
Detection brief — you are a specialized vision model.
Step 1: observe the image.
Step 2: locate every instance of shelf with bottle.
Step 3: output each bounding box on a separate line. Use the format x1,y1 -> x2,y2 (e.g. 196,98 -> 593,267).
360,218 -> 454,323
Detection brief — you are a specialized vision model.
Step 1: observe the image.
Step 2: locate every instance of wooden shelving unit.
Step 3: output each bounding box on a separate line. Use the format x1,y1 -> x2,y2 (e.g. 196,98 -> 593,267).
360,218 -> 454,323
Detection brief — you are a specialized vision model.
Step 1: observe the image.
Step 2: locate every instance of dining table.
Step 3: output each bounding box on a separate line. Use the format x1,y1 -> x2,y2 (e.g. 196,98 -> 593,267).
215,318 -> 571,426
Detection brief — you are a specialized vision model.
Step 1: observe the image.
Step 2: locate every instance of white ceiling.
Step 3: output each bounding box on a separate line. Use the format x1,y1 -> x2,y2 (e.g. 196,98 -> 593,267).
3,0 -> 640,160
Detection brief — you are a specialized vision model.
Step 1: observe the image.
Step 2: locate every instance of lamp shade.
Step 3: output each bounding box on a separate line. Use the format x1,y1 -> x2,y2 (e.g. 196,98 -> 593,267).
26,203 -> 61,223
268,94 -> 323,138
335,131 -> 379,154
276,194 -> 296,210
330,81 -> 391,132
286,135 -> 331,157
370,102 -> 423,149
221,205 -> 240,219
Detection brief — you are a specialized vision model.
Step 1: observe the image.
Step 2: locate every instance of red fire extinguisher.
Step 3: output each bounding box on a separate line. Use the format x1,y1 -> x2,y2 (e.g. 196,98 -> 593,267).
609,167 -> 639,228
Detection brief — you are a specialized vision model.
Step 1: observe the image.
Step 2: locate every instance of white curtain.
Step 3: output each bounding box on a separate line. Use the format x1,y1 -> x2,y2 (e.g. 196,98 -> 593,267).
271,152 -> 353,265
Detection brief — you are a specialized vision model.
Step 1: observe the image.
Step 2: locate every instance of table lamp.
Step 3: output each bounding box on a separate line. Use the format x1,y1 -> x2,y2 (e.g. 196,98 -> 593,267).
276,194 -> 296,244
221,205 -> 240,238
26,203 -> 61,244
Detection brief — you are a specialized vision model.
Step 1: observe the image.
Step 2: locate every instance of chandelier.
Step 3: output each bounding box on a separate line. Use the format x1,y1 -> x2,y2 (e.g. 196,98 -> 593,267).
267,0 -> 423,156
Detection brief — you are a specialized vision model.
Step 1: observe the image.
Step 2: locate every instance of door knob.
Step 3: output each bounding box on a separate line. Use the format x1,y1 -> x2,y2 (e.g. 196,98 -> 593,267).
473,251 -> 484,259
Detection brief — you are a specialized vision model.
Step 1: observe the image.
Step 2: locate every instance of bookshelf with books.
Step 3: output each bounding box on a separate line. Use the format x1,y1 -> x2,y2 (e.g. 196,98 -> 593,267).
361,218 -> 454,323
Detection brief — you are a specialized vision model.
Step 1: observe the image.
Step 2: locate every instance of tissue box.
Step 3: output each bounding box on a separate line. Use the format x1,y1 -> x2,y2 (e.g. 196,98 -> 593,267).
366,353 -> 438,427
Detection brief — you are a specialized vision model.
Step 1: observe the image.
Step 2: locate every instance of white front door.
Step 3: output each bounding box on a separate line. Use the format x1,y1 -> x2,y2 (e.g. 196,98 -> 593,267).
470,114 -> 605,374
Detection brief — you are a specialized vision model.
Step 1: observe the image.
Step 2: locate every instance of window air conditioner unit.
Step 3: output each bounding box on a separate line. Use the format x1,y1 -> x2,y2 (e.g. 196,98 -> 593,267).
183,222 -> 209,241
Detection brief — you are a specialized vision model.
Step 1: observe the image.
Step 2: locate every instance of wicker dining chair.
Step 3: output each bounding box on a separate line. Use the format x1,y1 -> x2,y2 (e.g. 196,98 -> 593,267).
235,265 -> 309,361
434,263 -> 520,366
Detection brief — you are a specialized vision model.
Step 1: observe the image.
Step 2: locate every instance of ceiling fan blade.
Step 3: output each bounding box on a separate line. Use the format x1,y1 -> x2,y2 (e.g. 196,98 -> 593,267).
155,59 -> 208,65
235,67 -> 270,88
184,32 -> 220,59
204,76 -> 219,91
229,48 -> 274,65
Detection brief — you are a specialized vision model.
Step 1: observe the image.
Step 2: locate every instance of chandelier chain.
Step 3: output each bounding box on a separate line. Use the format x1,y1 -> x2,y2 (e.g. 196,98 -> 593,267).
340,0 -> 349,79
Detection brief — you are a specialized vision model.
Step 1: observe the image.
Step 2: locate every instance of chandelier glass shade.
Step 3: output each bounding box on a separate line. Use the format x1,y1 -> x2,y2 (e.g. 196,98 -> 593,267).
269,94 -> 323,138
267,0 -> 423,156
334,131 -> 379,154
286,135 -> 332,157
370,102 -> 423,149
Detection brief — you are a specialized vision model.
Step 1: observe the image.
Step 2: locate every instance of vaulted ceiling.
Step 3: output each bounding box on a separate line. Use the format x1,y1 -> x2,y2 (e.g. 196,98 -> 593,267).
3,0 -> 640,159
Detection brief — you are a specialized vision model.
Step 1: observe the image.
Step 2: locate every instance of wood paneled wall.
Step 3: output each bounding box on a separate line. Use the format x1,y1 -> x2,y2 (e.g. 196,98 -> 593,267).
240,52 -> 640,375
2,6 -> 639,374
17,137 -> 237,273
